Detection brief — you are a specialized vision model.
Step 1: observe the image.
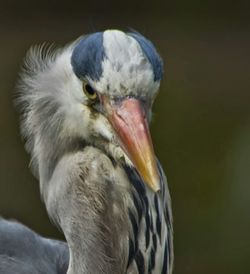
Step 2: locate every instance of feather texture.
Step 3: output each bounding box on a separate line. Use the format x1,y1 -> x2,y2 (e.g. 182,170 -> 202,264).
11,30 -> 173,274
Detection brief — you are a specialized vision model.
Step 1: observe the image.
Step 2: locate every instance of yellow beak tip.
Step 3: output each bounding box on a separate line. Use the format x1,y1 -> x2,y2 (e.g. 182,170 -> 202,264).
145,177 -> 161,192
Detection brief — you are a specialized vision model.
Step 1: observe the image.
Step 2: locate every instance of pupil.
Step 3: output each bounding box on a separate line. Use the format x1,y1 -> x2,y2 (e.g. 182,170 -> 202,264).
85,84 -> 95,95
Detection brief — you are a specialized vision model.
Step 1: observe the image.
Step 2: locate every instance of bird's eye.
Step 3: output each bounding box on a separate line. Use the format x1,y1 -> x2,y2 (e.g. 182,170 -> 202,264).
83,83 -> 97,100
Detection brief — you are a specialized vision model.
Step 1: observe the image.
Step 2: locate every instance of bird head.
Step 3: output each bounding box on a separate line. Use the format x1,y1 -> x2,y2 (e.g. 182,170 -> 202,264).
18,30 -> 163,192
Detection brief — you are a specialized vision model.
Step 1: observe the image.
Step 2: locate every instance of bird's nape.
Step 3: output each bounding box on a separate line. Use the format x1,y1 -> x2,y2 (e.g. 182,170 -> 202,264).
1,29 -> 173,274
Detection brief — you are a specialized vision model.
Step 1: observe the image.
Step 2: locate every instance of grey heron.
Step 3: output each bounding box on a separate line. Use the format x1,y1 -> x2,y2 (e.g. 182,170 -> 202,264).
0,29 -> 173,274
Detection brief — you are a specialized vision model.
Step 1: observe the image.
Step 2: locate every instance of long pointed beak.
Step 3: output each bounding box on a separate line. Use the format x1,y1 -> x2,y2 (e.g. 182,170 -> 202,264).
104,97 -> 160,192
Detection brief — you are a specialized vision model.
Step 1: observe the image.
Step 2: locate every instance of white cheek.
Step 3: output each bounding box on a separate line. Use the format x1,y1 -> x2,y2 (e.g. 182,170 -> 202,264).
61,104 -> 91,140
93,116 -> 113,141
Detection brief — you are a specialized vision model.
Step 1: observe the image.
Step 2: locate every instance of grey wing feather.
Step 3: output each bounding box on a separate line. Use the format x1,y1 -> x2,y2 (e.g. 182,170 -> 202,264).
0,218 -> 69,274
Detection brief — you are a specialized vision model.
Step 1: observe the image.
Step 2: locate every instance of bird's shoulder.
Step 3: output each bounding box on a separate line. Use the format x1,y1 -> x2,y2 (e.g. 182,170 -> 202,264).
0,218 -> 69,274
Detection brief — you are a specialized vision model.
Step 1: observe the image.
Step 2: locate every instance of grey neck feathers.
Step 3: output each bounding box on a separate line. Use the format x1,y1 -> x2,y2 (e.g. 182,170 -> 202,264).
43,147 -> 131,273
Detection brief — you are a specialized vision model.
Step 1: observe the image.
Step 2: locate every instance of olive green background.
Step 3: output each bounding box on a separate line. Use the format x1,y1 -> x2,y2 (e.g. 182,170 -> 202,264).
0,1 -> 250,273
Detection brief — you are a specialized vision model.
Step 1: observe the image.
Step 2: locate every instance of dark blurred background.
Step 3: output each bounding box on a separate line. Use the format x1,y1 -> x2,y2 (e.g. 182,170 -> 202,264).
0,1 -> 250,273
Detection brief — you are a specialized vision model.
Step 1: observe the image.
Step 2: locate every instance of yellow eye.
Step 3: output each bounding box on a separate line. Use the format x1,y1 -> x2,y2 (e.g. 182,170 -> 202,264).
83,83 -> 97,100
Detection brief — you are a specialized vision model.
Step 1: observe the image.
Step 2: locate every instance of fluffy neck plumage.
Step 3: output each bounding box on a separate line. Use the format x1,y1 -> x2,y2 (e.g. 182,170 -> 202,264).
43,147 -> 132,274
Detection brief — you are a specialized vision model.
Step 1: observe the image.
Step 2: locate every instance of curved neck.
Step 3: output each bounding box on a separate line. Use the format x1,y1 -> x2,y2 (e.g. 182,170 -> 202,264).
42,148 -> 129,274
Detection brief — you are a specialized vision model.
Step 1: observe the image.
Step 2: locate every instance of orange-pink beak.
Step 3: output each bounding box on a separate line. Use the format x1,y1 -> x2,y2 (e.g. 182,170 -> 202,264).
103,97 -> 160,192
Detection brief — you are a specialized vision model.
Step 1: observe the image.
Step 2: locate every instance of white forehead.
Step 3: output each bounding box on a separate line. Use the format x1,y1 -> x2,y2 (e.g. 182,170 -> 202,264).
103,30 -> 144,67
89,30 -> 160,98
